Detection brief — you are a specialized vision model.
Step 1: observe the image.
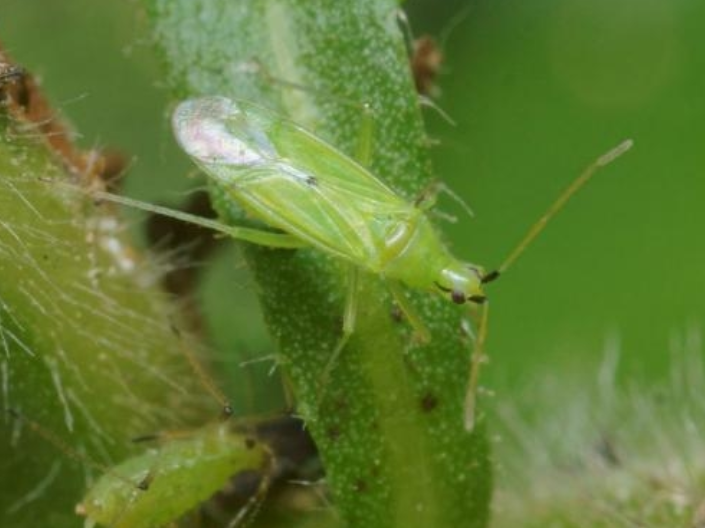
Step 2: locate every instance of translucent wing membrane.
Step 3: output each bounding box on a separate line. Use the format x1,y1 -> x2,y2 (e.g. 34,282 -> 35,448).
181,97 -> 420,270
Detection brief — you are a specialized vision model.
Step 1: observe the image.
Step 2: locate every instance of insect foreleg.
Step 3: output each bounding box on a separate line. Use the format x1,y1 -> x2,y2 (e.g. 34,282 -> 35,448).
387,282 -> 431,344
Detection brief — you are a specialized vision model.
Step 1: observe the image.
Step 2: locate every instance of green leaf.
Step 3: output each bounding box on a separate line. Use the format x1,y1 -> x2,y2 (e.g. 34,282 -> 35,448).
146,1 -> 492,527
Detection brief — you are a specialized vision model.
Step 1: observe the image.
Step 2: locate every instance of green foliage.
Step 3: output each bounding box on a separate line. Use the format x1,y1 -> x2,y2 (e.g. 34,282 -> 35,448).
5,1 -> 699,527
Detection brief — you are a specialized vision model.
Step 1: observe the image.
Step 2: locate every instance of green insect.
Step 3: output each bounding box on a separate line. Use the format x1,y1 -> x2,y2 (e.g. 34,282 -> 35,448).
99,96 -> 631,430
7,408 -> 272,528
76,424 -> 272,528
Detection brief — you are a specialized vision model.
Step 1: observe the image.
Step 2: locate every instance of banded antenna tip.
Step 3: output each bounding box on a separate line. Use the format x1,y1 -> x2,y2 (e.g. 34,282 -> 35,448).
597,139 -> 634,167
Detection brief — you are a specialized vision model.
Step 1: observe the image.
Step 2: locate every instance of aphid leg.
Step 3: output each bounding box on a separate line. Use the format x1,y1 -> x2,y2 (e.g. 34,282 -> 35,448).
464,301 -> 489,432
319,265 -> 360,390
387,282 -> 431,344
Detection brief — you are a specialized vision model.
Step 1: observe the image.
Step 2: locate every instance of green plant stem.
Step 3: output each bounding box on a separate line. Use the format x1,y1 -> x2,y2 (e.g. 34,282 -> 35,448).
147,1 -> 492,526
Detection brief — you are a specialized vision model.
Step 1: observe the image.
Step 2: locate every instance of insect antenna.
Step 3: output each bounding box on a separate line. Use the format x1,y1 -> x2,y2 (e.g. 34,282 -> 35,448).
168,322 -> 234,420
485,139 -> 633,281
465,140 -> 632,430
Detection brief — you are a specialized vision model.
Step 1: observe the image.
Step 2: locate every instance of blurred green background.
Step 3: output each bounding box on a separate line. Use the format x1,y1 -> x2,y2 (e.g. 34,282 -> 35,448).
407,0 -> 705,389
2,0 -> 702,416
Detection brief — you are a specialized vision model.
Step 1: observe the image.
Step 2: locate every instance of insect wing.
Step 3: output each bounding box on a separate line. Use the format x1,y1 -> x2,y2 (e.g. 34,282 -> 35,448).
174,97 -> 418,268
219,108 -> 417,266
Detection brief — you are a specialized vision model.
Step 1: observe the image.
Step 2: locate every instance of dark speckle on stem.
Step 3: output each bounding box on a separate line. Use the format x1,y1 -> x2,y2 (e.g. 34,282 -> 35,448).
390,304 -> 404,323
354,479 -> 368,493
326,425 -> 341,441
420,392 -> 439,412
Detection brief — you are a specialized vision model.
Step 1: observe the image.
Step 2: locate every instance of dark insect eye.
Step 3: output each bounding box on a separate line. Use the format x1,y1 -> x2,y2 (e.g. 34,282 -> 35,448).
451,291 -> 466,304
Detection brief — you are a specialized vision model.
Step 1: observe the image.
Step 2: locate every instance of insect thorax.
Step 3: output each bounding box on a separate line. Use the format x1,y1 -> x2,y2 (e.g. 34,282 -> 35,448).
380,214 -> 485,304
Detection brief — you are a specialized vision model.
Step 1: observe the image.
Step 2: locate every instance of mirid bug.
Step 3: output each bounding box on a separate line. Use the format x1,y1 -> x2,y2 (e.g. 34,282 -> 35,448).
94,96 -> 632,430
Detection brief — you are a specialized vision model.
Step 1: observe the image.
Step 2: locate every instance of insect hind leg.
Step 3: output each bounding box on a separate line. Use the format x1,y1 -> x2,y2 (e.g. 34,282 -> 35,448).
387,281 -> 431,343
74,188 -> 308,249
318,265 -> 360,395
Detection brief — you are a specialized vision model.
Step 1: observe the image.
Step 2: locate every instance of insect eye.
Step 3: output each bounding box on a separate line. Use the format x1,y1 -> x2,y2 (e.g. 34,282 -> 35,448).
451,291 -> 466,304
435,281 -> 470,304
